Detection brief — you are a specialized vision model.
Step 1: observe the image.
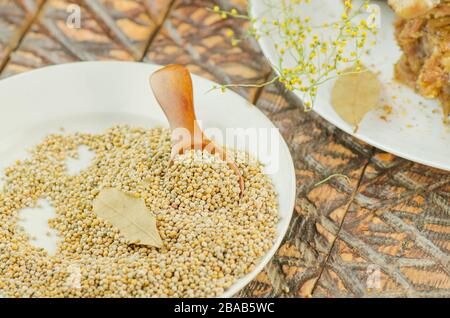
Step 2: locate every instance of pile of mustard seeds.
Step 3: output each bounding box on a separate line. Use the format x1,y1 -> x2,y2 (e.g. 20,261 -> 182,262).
0,125 -> 278,297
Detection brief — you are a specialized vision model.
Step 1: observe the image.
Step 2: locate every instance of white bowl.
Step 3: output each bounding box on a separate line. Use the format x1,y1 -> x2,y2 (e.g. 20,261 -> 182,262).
250,0 -> 450,171
0,61 -> 296,297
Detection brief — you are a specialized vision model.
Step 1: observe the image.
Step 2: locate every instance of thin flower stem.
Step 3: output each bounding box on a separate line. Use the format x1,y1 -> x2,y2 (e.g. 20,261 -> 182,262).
206,76 -> 280,94
206,8 -> 251,20
314,174 -> 351,187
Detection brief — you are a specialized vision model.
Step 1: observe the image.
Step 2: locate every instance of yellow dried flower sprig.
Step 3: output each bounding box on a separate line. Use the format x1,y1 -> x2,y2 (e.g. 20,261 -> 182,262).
209,0 -> 378,110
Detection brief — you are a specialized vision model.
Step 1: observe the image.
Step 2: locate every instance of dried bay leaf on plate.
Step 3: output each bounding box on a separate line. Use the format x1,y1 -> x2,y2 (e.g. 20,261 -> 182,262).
93,188 -> 163,248
331,66 -> 382,130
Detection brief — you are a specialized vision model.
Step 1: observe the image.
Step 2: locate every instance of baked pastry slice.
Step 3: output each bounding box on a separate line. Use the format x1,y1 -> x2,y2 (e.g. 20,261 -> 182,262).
389,0 -> 441,18
392,0 -> 450,120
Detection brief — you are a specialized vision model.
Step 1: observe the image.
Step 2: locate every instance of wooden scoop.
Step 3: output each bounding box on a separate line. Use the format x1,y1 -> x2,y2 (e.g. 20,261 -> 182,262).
150,64 -> 245,195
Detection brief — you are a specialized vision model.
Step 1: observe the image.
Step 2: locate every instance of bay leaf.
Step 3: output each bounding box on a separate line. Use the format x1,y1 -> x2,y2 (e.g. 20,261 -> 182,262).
331,66 -> 382,130
93,188 -> 162,248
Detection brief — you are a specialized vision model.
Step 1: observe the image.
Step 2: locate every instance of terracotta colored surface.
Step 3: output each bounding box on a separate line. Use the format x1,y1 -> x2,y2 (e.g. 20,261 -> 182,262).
0,0 -> 448,297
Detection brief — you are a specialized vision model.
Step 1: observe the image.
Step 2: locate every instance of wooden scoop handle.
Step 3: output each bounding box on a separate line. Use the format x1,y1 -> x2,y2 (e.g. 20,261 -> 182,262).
150,64 -> 202,137
150,64 -> 245,195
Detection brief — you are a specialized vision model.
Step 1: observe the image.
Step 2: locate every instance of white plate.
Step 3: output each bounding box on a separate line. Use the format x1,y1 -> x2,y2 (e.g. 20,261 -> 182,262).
250,0 -> 450,171
0,61 -> 296,297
